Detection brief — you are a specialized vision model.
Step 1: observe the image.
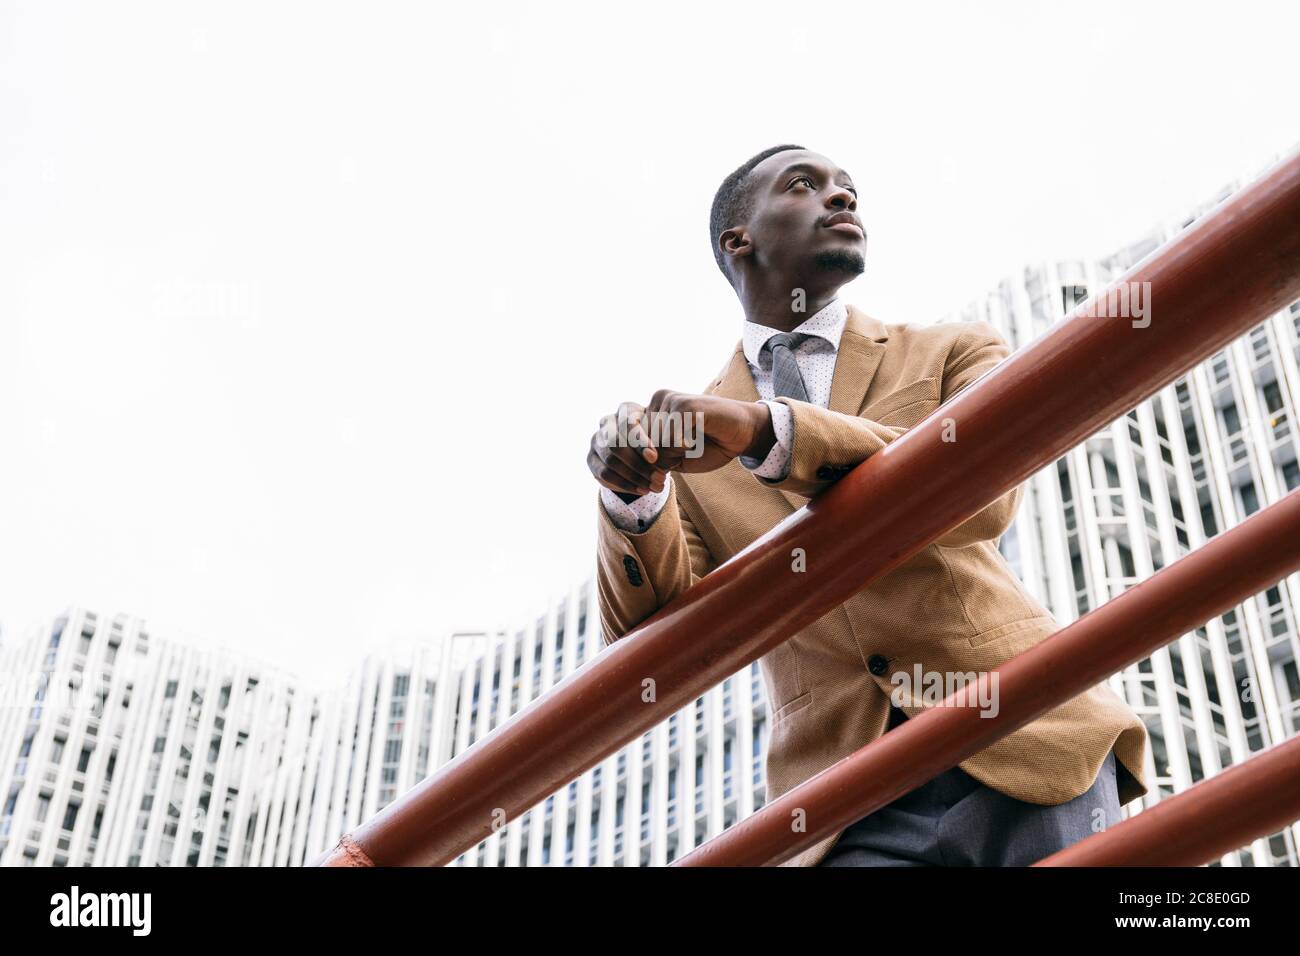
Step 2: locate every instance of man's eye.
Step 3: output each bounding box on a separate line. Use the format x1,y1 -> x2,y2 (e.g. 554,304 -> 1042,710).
789,175 -> 814,189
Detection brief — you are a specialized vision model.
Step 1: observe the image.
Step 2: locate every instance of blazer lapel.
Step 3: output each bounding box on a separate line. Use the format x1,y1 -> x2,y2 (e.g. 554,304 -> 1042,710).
709,345 -> 758,402
707,304 -> 889,410
828,304 -> 889,418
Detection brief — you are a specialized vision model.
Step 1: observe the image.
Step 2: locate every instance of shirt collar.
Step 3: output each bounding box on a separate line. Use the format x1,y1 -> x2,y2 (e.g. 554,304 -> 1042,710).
742,298 -> 849,370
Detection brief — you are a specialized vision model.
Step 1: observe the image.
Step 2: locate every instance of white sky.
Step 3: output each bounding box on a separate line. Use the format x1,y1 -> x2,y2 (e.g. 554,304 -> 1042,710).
2,0 -> 1297,681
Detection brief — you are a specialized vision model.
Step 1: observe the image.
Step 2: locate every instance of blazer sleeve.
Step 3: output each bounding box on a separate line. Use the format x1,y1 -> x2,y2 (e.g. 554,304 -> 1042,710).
595,476 -> 718,646
753,320 -> 1020,548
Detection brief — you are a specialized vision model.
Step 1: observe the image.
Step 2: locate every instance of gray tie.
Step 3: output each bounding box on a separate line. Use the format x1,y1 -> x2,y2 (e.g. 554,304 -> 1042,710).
764,332 -> 811,402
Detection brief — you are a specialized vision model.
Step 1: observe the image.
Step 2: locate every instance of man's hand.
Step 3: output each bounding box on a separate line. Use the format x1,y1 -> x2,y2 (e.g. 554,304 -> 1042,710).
588,393 -> 775,499
642,390 -> 775,475
588,401 -> 670,499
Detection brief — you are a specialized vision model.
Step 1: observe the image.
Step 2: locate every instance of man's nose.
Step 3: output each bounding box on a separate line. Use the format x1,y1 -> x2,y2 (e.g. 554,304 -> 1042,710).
826,186 -> 857,211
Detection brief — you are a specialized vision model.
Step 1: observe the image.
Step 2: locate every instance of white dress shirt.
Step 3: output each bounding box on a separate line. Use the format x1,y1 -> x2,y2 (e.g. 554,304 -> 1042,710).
601,298 -> 849,533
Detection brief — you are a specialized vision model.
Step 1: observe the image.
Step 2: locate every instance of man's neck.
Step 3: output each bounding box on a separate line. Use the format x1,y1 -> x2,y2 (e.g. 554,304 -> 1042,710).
738,279 -> 841,333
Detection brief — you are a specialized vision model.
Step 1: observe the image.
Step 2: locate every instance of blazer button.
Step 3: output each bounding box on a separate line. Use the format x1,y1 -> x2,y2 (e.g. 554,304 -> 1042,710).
623,555 -> 643,587
867,654 -> 889,676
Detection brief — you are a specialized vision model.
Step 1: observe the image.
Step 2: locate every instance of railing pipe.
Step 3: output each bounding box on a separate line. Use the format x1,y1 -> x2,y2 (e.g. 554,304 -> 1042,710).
316,148 -> 1300,867
674,489 -> 1300,865
1035,735 -> 1300,867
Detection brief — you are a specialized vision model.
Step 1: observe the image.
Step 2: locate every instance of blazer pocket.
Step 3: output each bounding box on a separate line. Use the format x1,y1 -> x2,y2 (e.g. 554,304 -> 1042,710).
968,614 -> 1055,648
863,376 -> 941,427
771,690 -> 813,725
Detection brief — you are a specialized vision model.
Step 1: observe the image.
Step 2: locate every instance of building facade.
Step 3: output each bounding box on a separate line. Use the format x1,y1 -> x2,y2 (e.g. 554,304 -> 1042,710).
0,609 -> 320,867
0,593 -> 759,868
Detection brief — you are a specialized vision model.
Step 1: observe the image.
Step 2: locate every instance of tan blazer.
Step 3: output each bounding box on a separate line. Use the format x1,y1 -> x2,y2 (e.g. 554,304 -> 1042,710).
595,305 -> 1150,867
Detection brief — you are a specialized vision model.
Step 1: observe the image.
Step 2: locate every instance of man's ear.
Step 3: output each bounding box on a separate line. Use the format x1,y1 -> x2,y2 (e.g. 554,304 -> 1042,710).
719,227 -> 753,265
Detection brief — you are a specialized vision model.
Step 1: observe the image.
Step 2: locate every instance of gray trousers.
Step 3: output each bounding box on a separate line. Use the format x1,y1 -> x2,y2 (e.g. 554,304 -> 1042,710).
818,704 -> 1120,867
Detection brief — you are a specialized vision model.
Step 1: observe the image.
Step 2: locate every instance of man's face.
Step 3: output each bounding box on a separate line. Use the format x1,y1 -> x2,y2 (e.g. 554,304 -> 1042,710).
737,149 -> 866,283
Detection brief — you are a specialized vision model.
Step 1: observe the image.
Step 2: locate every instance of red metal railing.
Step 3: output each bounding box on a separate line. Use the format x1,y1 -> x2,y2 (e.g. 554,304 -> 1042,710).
1037,734 -> 1300,867
674,488 -> 1300,865
315,146 -> 1300,868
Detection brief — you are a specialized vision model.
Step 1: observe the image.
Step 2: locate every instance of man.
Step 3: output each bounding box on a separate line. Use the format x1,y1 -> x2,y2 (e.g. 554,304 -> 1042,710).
587,144 -> 1150,867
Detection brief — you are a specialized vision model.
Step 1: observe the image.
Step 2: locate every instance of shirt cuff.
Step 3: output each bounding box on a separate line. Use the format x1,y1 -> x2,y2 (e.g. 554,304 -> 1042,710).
600,474 -> 674,533
738,400 -> 793,481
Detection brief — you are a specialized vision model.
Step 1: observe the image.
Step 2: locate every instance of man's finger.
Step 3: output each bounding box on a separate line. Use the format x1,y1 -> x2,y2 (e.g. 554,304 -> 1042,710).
589,450 -> 650,495
627,416 -> 659,463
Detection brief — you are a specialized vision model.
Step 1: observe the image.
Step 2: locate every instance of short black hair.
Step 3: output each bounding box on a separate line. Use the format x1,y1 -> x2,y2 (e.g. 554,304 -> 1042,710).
709,144 -> 806,282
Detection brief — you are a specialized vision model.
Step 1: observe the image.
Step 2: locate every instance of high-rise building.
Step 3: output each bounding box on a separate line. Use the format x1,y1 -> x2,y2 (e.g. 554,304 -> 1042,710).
0,592 -> 758,868
429,583 -> 765,867
293,629 -> 494,859
295,584 -> 757,867
0,610 -> 314,866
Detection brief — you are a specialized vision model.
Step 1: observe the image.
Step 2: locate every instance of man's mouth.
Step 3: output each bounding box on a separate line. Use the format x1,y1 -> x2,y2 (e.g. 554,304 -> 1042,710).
822,211 -> 865,239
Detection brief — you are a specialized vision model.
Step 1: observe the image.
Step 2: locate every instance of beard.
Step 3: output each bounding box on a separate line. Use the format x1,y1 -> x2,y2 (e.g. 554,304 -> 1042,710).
814,247 -> 866,276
